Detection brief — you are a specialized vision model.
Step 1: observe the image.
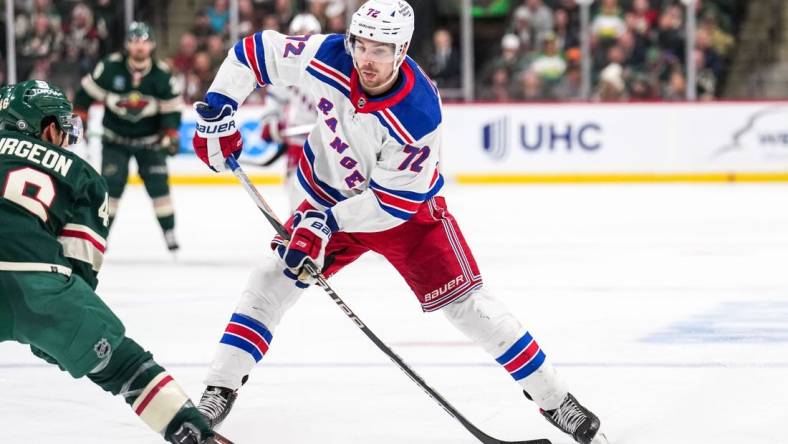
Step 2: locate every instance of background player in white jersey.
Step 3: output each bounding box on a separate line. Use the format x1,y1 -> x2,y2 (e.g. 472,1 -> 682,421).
192,1 -> 608,443
257,13 -> 321,210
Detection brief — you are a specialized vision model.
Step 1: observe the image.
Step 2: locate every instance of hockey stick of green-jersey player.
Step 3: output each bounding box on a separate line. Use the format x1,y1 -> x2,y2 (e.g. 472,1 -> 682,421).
0,80 -> 231,444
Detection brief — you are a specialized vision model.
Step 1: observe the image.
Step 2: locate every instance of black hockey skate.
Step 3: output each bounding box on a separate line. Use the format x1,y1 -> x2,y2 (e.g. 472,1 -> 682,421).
198,386 -> 238,429
167,422 -> 234,444
538,393 -> 607,444
163,229 -> 180,253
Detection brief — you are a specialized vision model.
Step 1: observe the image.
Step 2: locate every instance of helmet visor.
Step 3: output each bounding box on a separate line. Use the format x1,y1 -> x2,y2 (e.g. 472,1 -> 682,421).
351,38 -> 396,64
58,113 -> 83,145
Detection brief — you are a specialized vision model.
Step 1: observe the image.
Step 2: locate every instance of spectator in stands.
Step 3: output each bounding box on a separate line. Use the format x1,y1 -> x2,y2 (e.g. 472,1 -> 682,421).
693,47 -> 717,100
628,72 -> 658,100
553,7 -> 579,53
479,67 -> 514,101
14,0 -> 61,41
662,68 -> 686,100
171,32 -> 198,76
206,35 -> 227,68
554,0 -> 580,33
591,0 -> 626,42
325,2 -> 347,34
207,0 -> 230,35
273,0 -> 295,29
695,27 -> 723,80
426,28 -> 461,89
482,33 -> 529,86
509,6 -> 533,53
184,51 -> 216,103
61,3 -> 102,76
523,0 -> 554,50
530,32 -> 567,86
699,8 -> 734,58
191,10 -> 215,49
656,4 -> 685,60
262,14 -> 282,33
93,0 -> 122,57
595,62 -> 627,101
513,69 -> 547,100
617,29 -> 646,72
553,63 -> 582,99
307,0 -> 331,27
629,0 -> 658,34
17,13 -> 61,80
238,0 -> 260,36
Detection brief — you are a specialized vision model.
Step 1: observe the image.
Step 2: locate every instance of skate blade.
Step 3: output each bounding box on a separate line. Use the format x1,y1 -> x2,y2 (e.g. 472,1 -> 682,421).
590,431 -> 609,444
211,431 -> 234,444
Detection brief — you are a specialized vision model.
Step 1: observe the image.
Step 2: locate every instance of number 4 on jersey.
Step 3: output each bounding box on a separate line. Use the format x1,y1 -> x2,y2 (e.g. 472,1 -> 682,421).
98,193 -> 110,227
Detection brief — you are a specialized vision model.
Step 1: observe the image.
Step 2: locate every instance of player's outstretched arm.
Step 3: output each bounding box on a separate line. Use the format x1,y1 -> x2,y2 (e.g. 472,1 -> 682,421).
192,30 -> 328,171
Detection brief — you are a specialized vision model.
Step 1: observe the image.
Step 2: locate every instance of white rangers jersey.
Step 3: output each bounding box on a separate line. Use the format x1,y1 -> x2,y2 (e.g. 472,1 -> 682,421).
206,31 -> 444,233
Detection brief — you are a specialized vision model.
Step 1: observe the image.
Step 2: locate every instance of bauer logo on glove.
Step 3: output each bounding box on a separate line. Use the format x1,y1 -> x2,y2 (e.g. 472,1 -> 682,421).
192,95 -> 244,172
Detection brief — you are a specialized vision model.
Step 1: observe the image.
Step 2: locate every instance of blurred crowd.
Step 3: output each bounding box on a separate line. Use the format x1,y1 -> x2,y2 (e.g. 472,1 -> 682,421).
1,0 -> 125,98
1,0 -> 744,102
477,0 -> 741,101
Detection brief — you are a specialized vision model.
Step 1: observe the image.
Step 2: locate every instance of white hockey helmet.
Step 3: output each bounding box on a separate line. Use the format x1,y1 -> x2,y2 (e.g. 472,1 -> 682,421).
345,0 -> 415,69
289,13 -> 322,35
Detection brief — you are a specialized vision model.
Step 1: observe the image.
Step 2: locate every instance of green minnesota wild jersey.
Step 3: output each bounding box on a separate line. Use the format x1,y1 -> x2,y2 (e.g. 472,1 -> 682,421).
74,52 -> 183,143
0,131 -> 109,289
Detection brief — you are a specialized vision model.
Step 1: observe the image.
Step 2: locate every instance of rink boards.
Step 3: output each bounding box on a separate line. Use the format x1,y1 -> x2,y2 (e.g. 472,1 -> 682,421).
79,101 -> 788,184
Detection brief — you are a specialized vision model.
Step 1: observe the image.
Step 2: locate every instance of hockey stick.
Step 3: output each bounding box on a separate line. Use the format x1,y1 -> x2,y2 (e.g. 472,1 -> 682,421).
239,124 -> 316,167
225,155 -> 551,444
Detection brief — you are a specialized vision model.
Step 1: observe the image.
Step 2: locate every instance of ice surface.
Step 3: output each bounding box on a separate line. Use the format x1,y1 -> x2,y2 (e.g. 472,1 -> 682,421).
3,183 -> 788,443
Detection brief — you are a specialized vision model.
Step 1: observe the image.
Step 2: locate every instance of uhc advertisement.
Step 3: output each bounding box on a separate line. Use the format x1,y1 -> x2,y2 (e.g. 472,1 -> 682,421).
439,102 -> 788,178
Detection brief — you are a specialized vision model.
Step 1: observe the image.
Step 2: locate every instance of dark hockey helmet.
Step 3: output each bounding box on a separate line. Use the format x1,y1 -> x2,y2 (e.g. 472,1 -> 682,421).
127,21 -> 155,43
0,80 -> 82,144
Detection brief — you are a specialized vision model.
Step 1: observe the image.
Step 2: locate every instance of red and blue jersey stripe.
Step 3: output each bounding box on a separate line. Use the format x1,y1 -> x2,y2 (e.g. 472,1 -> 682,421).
219,313 -> 273,362
296,141 -> 348,208
306,35 -> 352,98
233,32 -> 272,86
369,171 -> 444,221
496,332 -> 547,381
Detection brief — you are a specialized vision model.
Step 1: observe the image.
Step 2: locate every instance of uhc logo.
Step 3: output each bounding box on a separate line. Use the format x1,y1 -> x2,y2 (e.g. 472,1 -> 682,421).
482,117 -> 603,156
482,117 -> 510,161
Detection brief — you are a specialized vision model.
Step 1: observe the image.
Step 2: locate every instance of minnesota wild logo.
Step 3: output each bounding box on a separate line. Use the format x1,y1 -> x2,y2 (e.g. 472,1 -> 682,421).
116,92 -> 151,115
107,91 -> 157,121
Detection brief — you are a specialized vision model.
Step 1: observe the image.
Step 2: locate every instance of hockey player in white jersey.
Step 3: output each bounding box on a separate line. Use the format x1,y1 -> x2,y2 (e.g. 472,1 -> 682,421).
192,1 -> 608,443
258,13 -> 321,210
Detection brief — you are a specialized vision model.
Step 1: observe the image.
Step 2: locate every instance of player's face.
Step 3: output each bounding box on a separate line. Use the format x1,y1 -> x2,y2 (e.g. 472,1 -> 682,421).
352,37 -> 397,89
127,38 -> 154,62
